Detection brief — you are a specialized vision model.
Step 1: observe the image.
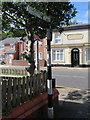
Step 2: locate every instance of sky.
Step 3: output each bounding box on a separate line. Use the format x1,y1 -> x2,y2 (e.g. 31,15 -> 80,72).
71,2 -> 89,24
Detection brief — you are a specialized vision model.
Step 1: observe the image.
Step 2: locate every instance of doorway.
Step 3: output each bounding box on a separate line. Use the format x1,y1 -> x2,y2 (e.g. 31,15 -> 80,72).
71,48 -> 79,67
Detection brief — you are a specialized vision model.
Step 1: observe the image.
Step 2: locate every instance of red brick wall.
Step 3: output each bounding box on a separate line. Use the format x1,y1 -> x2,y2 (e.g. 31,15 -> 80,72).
12,60 -> 29,66
14,42 -> 19,60
39,59 -> 47,67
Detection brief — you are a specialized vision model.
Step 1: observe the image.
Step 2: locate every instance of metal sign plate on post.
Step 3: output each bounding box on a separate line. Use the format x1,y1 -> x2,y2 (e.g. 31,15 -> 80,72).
27,6 -> 51,22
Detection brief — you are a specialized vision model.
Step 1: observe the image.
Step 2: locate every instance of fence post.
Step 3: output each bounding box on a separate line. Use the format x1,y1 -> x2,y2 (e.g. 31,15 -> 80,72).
17,77 -> 21,105
30,76 -> 33,99
12,77 -> 17,107
22,77 -> 26,103
26,76 -> 29,100
7,77 -> 12,111
2,80 -> 7,112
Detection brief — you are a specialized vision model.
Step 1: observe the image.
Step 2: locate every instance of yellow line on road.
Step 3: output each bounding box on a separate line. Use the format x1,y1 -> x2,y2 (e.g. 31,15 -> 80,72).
56,86 -> 90,92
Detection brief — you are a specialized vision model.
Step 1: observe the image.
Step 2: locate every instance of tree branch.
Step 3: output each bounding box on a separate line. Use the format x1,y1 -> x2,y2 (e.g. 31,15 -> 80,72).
4,11 -> 26,27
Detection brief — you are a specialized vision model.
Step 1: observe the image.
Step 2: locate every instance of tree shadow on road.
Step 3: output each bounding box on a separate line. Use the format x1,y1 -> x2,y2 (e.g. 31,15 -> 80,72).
64,90 -> 90,104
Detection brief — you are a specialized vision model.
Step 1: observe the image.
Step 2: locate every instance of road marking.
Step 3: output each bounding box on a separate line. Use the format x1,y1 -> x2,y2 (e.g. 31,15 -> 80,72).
56,86 -> 90,92
53,74 -> 86,79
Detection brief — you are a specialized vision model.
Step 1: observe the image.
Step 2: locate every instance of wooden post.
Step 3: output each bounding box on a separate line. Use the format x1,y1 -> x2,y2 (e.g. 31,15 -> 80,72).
7,77 -> 12,110
12,77 -> 17,107
2,80 -> 7,111
22,77 -> 26,103
17,77 -> 21,105
26,76 -> 29,100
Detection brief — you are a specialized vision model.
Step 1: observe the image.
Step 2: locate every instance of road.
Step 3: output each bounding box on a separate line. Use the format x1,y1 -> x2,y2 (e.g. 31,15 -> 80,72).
52,67 -> 89,90
0,65 -> 89,90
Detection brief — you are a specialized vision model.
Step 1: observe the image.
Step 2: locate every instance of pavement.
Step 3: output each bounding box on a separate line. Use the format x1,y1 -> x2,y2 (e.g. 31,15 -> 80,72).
26,86 -> 90,119
55,87 -> 90,119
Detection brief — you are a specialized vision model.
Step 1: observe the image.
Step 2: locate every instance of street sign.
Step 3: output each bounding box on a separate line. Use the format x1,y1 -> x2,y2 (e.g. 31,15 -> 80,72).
27,6 -> 51,22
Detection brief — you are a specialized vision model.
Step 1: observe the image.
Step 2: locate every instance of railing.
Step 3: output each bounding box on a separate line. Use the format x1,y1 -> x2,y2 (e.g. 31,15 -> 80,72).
1,69 -> 28,76
1,71 -> 47,113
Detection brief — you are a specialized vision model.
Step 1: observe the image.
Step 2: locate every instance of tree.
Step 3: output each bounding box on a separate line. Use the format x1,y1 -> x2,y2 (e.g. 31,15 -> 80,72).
2,2 -> 77,75
69,20 -> 78,25
2,29 -> 26,40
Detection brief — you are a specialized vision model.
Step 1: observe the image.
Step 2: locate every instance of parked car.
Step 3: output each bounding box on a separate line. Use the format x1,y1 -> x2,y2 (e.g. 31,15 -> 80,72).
0,60 -> 6,65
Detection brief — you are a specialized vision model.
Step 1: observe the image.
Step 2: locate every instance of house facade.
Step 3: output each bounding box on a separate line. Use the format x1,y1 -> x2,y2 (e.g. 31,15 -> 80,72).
26,34 -> 47,67
0,37 -> 28,66
51,24 -> 90,67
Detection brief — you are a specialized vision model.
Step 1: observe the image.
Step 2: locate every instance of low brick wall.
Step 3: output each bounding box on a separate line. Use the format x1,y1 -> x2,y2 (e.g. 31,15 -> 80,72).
2,88 -> 59,120
12,60 -> 29,66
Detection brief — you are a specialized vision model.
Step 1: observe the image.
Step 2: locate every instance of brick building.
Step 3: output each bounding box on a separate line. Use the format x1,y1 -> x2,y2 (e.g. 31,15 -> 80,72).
0,37 -> 28,66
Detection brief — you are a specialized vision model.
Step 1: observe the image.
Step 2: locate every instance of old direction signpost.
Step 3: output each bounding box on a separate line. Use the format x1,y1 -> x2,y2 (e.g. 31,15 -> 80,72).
27,6 -> 51,22
27,6 -> 53,119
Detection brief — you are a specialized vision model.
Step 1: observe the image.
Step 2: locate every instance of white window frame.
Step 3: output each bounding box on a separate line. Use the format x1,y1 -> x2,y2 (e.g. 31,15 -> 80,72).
39,52 -> 42,60
10,44 -> 13,49
0,45 -> 4,49
54,33 -> 61,44
52,49 -> 64,61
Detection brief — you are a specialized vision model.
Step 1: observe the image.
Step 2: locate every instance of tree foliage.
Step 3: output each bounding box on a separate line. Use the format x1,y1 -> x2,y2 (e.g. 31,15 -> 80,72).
69,20 -> 78,25
2,29 -> 26,40
2,2 -> 77,75
2,2 -> 77,37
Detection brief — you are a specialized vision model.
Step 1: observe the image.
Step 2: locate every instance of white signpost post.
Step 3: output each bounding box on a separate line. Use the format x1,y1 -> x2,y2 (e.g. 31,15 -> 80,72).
27,6 -> 53,119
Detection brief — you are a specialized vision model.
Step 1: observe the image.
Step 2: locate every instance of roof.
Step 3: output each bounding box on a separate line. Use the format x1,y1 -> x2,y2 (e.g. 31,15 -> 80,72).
53,24 -> 90,32
0,37 -> 22,45
4,50 -> 16,53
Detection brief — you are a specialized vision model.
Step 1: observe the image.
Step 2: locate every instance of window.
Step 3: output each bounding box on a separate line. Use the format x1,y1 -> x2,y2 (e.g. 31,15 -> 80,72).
10,44 -> 13,49
34,52 -> 36,60
34,52 -> 42,60
0,55 -> 4,59
52,49 -> 64,61
39,52 -> 42,60
34,41 -> 42,45
2,45 -> 4,49
54,33 -> 61,43
0,45 -> 4,49
86,48 -> 90,61
25,40 -> 28,44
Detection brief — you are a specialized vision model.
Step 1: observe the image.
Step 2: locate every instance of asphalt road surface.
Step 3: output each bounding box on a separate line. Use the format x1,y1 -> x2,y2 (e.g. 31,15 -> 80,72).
52,67 -> 89,90
0,65 -> 89,90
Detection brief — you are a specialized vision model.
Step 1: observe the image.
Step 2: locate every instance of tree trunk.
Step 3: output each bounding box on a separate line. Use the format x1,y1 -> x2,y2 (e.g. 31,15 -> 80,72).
25,28 -> 35,76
